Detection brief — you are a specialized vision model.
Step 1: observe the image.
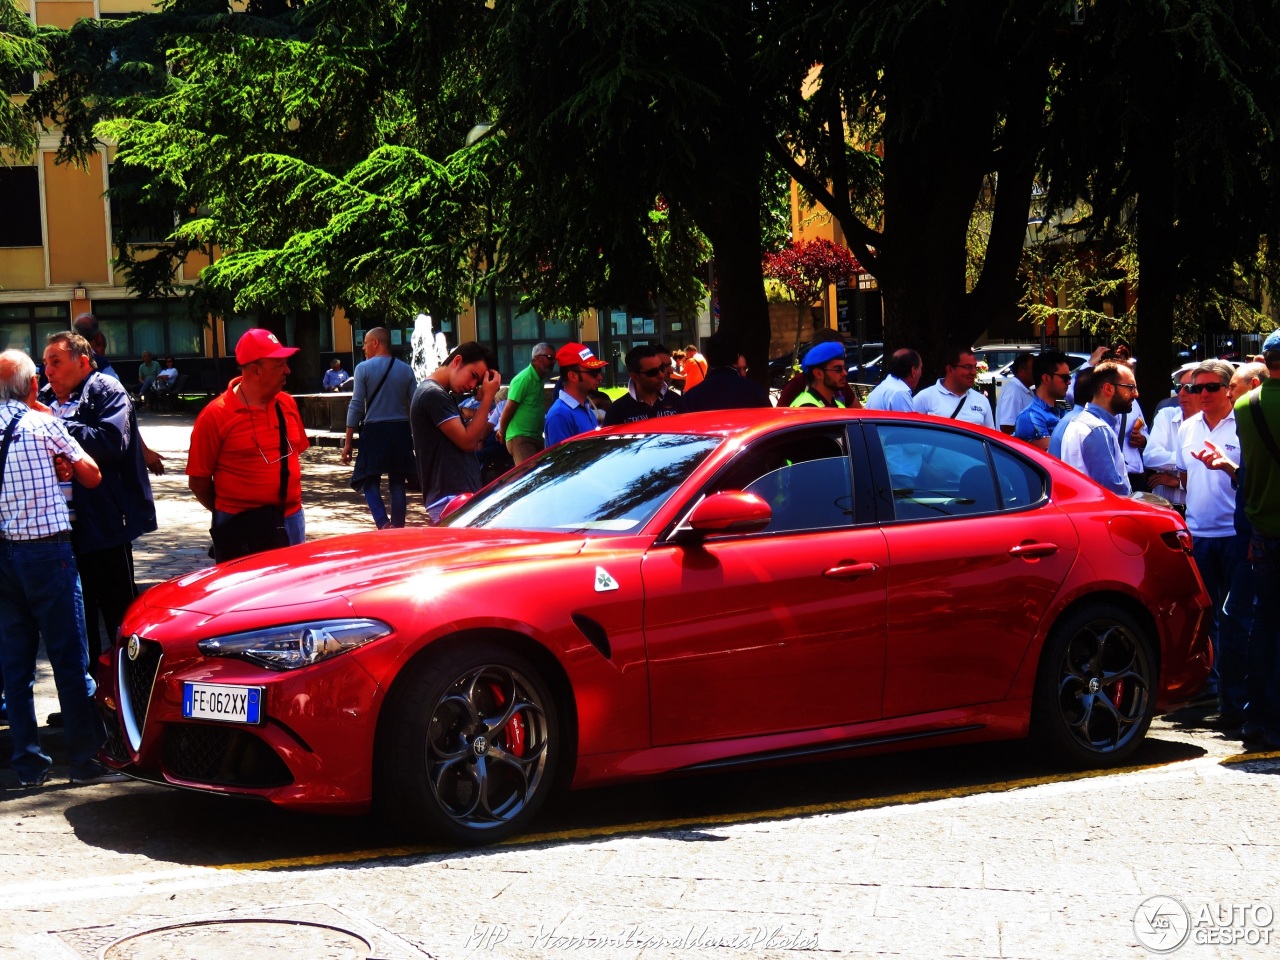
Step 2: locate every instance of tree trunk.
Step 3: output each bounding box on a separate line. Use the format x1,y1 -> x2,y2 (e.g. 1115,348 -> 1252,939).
1133,61 -> 1179,416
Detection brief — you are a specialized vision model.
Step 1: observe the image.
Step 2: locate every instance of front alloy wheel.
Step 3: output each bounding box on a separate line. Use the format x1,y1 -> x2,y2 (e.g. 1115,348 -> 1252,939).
378,643 -> 559,844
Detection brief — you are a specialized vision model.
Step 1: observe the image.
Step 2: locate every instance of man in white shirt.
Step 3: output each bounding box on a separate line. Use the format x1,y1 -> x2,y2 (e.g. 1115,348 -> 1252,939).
912,346 -> 994,428
1144,366 -> 1197,510
995,352 -> 1035,434
1177,359 -> 1249,725
864,348 -> 921,412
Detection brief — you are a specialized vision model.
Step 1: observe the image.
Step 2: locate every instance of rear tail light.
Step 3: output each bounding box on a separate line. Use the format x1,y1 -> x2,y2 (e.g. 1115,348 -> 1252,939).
1161,529 -> 1194,553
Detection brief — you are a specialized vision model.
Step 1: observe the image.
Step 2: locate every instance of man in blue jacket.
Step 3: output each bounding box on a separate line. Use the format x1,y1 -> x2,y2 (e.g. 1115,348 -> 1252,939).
39,332 -> 157,677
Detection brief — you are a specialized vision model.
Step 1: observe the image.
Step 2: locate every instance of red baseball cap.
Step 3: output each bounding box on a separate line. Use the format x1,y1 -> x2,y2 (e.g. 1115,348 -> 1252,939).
555,342 -> 608,369
235,328 -> 299,364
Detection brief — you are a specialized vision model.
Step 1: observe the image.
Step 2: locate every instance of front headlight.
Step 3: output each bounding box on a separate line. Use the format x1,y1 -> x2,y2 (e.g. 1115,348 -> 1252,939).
196,619 -> 391,671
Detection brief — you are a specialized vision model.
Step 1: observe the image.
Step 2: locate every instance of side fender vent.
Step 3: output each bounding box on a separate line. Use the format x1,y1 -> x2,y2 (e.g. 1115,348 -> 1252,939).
571,614 -> 612,660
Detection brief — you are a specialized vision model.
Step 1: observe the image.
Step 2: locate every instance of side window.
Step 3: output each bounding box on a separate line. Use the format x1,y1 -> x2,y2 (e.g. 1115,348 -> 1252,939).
716,431 -> 853,534
875,424 -> 995,520
991,444 -> 1048,509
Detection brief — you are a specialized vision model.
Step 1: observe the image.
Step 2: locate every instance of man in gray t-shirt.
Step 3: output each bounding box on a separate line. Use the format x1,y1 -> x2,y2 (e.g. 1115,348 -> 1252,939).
341,327 -> 417,528
409,342 -> 500,523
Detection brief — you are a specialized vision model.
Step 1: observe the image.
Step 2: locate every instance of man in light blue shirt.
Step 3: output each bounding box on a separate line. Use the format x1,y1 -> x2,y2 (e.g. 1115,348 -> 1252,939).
864,348 -> 921,412
1049,367 -> 1094,459
1059,361 -> 1136,495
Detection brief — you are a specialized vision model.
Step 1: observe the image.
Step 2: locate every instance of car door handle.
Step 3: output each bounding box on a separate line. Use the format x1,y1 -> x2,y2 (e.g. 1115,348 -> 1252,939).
823,561 -> 880,579
1008,542 -> 1059,559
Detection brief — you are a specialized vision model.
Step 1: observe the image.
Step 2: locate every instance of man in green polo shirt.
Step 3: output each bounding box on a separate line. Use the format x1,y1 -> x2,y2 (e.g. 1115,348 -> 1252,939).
497,342 -> 557,464
1235,329 -> 1280,750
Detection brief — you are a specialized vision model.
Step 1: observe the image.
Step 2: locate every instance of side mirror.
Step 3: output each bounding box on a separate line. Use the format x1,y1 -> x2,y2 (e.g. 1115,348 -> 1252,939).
683,491 -> 772,537
439,492 -> 474,522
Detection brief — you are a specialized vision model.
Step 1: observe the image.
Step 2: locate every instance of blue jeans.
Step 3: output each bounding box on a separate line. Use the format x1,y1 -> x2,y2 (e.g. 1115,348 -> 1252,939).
1246,535 -> 1280,738
0,538 -> 104,782
1193,533 -> 1252,715
361,477 -> 407,528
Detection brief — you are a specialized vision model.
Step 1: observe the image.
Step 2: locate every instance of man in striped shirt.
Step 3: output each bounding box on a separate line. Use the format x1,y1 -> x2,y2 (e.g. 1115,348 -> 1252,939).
0,349 -> 123,788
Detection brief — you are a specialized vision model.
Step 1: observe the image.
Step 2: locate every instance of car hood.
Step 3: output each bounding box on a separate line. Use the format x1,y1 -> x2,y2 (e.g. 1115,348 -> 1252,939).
140,528 -> 589,615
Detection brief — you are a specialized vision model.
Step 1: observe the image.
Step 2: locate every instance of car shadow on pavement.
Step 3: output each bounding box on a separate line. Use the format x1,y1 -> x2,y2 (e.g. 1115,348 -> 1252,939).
57,735 -> 1206,868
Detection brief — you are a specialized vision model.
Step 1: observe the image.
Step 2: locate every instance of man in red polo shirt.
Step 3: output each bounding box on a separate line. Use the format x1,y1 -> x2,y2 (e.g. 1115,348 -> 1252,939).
187,329 -> 310,561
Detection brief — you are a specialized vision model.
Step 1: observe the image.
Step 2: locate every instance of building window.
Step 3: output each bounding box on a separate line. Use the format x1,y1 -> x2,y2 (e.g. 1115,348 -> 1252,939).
92,298 -> 204,358
108,163 -> 176,245
0,302 -> 70,356
0,167 -> 43,248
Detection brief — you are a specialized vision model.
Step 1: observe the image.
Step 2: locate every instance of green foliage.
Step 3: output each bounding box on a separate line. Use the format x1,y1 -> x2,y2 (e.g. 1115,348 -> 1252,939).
0,1 -> 45,158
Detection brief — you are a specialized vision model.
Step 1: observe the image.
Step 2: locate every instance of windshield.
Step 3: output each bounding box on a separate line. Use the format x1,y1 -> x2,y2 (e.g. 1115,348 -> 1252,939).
444,433 -> 722,533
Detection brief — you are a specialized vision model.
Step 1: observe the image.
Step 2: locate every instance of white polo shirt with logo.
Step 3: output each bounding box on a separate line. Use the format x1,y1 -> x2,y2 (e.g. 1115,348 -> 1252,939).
912,380 -> 994,429
1175,409 -> 1240,539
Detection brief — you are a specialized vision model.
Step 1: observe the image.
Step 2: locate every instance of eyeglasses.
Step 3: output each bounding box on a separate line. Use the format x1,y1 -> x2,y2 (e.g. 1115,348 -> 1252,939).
575,368 -> 604,379
1052,373 -> 1073,382
1114,382 -> 1139,393
248,408 -> 295,465
1173,382 -> 1193,392
1188,382 -> 1226,394
822,364 -> 847,374
636,367 -> 664,378
534,353 -> 555,362
953,363 -> 978,371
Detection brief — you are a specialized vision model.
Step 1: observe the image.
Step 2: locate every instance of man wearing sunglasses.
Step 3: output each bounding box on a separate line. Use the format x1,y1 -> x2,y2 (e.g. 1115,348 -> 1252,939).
1177,359 -> 1249,726
188,328 -> 310,556
497,343 -> 556,465
544,342 -> 608,446
1013,351 -> 1071,450
789,341 -> 850,408
604,344 -> 685,425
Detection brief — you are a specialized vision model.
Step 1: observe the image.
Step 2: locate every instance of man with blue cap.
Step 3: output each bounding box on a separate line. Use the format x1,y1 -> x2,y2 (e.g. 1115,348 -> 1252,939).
789,341 -> 849,408
1232,328 -> 1280,749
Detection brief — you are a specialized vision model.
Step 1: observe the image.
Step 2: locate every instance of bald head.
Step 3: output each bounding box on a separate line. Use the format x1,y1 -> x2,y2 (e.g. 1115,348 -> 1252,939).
362,327 -> 390,357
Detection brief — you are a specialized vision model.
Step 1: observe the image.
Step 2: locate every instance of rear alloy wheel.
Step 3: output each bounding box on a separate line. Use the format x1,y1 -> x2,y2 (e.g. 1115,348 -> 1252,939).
378,643 -> 558,844
1033,603 -> 1156,767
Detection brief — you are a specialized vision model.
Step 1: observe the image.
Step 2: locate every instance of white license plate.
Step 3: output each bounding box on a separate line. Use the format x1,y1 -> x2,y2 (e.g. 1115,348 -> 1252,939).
182,683 -> 264,724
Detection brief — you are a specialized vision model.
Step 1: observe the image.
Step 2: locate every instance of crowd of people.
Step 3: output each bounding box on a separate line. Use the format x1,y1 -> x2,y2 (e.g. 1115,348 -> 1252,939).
4,320 -> 1279,791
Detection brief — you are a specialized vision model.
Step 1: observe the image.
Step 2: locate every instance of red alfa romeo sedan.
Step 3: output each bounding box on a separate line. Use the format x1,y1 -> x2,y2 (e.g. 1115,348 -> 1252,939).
98,409 -> 1212,844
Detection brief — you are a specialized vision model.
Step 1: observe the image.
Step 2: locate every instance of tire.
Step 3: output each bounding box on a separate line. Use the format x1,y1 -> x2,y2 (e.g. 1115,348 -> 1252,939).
1032,602 -> 1156,768
376,642 -> 560,845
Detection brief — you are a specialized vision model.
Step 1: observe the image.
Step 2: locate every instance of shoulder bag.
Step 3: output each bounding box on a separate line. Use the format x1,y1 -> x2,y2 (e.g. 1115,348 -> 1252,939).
210,404 -> 291,562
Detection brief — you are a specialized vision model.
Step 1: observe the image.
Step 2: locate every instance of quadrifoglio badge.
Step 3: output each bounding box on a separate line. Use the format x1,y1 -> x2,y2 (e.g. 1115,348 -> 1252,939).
1134,896 -> 1274,952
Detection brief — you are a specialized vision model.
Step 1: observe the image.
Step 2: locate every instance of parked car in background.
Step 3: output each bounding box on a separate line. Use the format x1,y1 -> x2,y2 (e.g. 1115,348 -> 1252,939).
97,409 -> 1212,845
849,342 -> 883,383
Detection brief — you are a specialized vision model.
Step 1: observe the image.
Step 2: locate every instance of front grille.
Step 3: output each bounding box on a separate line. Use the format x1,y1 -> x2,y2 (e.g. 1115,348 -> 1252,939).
100,705 -> 128,763
162,723 -> 294,788
121,638 -> 162,733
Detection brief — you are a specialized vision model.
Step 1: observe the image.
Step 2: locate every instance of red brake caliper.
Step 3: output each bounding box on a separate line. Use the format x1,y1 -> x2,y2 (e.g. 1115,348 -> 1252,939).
1110,679 -> 1126,708
487,681 -> 526,757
